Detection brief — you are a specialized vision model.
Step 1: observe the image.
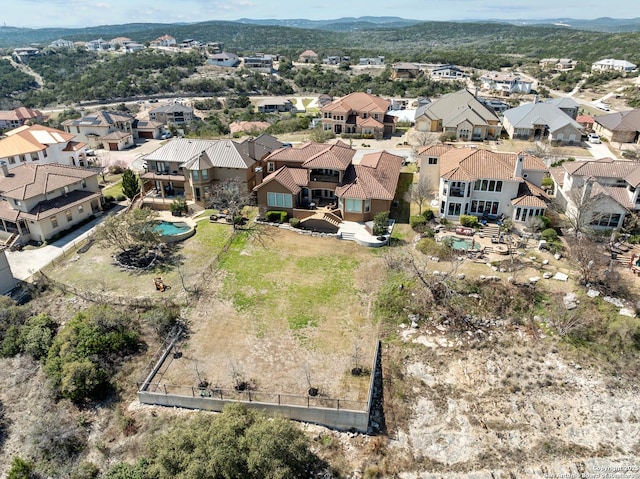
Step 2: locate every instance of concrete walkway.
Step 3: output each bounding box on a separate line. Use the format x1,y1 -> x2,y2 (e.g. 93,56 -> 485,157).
6,207 -> 122,281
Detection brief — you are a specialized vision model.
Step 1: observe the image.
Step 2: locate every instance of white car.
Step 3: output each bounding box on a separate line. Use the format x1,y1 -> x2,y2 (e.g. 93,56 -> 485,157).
594,102 -> 610,111
587,133 -> 601,144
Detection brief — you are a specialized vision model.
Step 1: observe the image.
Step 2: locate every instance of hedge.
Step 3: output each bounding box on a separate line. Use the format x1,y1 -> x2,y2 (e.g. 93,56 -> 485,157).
266,210 -> 288,223
410,215 -> 427,230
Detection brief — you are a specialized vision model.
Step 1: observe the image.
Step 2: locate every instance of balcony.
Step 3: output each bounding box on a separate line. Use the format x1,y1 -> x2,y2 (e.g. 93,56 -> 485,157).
449,188 -> 465,198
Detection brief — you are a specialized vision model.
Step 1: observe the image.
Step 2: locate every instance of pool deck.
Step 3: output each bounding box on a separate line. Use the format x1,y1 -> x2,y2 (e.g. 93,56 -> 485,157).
436,227 -> 531,261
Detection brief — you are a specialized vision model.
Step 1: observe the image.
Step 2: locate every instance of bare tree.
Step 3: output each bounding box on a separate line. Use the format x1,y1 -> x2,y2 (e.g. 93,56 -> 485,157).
410,130 -> 439,147
94,207 -> 160,253
207,177 -> 255,230
552,184 -> 606,238
566,236 -> 609,285
404,179 -> 432,215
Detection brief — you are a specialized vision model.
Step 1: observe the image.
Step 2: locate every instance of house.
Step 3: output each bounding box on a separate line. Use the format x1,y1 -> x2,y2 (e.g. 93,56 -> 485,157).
229,121 -> 270,134
205,42 -> 224,54
321,91 -> 395,139
545,97 -> 580,120
243,54 -> 274,73
12,47 -> 39,63
207,52 -> 240,67
392,63 -> 421,80
149,103 -> 196,126
323,56 -> 349,65
0,162 -> 102,245
421,145 -> 549,223
256,98 -> 294,113
154,34 -> 176,47
123,43 -> 145,53
539,58 -> 577,71
431,64 -> 467,80
591,59 -> 637,73
502,101 -> 583,144
49,39 -> 74,49
109,37 -> 131,50
86,39 -> 109,51
298,50 -> 319,63
576,115 -> 595,132
414,89 -> 502,140
0,124 -> 88,169
132,119 -> 164,140
140,135 -> 283,208
359,56 -> 385,66
550,158 -> 640,230
480,72 -> 533,94
0,107 -> 44,130
253,141 -> 404,231
0,247 -> 17,294
593,110 -> 640,144
61,110 -> 135,149
179,39 -> 199,49
416,144 -> 456,192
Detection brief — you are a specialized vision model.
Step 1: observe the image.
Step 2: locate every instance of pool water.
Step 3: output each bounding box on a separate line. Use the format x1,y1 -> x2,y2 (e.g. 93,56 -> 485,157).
154,221 -> 190,236
449,237 -> 475,251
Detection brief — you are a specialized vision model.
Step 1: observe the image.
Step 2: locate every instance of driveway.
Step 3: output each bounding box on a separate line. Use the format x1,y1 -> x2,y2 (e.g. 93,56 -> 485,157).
6,207 -> 123,281
586,140 -> 620,160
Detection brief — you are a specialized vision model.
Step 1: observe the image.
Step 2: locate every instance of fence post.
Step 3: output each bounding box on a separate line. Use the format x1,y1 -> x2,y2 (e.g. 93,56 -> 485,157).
219,389 -> 223,400
337,399 -> 340,410
307,396 -> 310,408
191,387 -> 195,397
278,394 -> 281,405
163,384 -> 167,395
248,391 -> 251,402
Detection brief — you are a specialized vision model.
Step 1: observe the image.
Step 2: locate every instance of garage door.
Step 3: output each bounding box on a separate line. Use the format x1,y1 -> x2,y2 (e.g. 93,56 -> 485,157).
138,131 -> 154,139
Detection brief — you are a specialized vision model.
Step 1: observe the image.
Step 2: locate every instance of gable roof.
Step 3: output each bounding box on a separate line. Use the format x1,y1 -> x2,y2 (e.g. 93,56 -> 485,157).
503,102 -> 583,132
143,138 -> 255,170
321,92 -> 390,115
594,109 -> 640,132
264,141 -> 355,169
255,166 -> 309,194
415,89 -> 499,127
563,157 -> 640,187
545,97 -> 579,109
0,163 -> 96,201
335,151 -> 403,200
0,107 -> 43,123
417,144 -> 454,156
511,180 -> 549,208
149,103 -> 194,114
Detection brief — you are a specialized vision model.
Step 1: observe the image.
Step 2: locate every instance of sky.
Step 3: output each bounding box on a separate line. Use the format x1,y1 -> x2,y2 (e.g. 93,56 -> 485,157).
2,0 -> 637,29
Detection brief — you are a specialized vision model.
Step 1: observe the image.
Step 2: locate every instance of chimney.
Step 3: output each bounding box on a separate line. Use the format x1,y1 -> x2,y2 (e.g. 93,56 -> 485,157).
514,153 -> 524,178
0,161 -> 8,177
254,166 -> 263,185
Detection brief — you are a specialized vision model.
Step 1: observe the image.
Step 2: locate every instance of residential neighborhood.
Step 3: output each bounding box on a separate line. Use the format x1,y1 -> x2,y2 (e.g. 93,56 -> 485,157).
3,7 -> 640,479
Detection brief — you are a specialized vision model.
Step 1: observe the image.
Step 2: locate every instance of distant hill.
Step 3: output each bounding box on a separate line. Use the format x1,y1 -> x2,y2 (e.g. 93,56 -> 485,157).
467,17 -> 640,32
235,16 -> 423,30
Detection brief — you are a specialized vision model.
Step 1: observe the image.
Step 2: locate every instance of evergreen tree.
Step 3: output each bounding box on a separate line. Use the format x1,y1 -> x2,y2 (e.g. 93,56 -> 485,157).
121,169 -> 140,200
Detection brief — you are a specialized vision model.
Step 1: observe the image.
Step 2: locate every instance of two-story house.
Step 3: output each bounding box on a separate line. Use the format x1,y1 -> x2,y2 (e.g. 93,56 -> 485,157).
430,64 -> 467,80
419,145 -> 549,223
0,162 -> 102,245
0,107 -> 44,130
253,141 -> 404,232
61,110 -> 135,150
414,89 -> 502,140
148,103 -> 196,126
0,124 -> 88,169
550,158 -> 640,230
140,135 -> 283,208
321,92 -> 396,139
392,63 -> 421,80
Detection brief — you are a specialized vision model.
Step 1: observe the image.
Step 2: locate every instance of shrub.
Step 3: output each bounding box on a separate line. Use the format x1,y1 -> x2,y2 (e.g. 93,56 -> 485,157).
108,165 -> 124,174
537,215 -> 552,229
170,197 -> 187,216
141,305 -> 180,339
541,228 -> 559,242
373,211 -> 390,236
7,456 -> 35,479
415,237 -> 454,260
423,209 -> 435,221
459,215 -> 479,228
19,313 -> 57,360
289,217 -> 301,228
409,215 -> 427,230
103,195 -> 115,203
265,210 -> 288,223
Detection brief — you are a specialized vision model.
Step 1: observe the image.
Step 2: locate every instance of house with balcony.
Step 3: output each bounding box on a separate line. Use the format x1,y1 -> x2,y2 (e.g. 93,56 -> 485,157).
392,63 -> 421,80
49,39 -> 75,49
149,103 -> 196,126
502,101 -> 583,144
414,89 -> 502,140
321,92 -> 395,139
253,141 -> 404,232
207,52 -> 240,67
243,54 -> 275,73
61,110 -> 135,150
0,162 -> 102,245
0,124 -> 88,170
140,135 -> 283,208
421,145 -> 549,223
480,72 -> 533,94
430,64 -> 467,80
550,157 -> 640,230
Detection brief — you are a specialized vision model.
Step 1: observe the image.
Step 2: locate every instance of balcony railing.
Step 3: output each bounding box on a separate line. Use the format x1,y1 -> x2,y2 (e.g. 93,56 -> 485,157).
310,174 -> 339,183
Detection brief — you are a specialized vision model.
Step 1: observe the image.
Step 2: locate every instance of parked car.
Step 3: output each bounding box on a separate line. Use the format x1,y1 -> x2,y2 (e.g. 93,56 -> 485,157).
149,98 -> 159,103
588,133 -> 601,144
160,132 -> 172,140
594,102 -> 610,111
85,149 -> 96,156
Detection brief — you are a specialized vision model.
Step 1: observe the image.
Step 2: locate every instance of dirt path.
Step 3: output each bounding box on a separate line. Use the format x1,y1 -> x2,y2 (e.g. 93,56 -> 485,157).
3,56 -> 44,87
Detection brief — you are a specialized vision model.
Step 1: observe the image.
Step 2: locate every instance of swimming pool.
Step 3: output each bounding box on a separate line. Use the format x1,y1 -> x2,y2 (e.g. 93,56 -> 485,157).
154,221 -> 195,242
442,235 -> 479,251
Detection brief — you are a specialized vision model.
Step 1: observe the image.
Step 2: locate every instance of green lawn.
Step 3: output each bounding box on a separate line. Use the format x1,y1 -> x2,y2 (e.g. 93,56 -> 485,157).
102,179 -> 123,199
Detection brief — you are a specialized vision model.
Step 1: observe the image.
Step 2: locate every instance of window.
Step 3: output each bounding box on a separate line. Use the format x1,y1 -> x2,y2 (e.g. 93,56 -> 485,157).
428,157 -> 438,165
8,157 -> 15,164
19,154 -> 26,162
591,213 -> 622,228
345,199 -> 362,213
76,126 -> 80,134
51,217 -> 58,228
201,169 -> 208,180
30,152 -> 39,161
78,205 -> 84,213
365,199 -> 371,213
447,202 -> 462,216
267,162 -> 275,172
474,179 -> 503,192
81,179 -> 86,188
43,149 -> 48,158
267,192 -> 292,208
192,170 -> 199,181
65,210 -> 72,222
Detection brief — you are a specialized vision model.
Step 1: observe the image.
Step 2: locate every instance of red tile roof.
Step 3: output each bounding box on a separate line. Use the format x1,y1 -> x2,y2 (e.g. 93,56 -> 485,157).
322,92 -> 390,115
335,151 -> 403,200
0,163 -> 97,201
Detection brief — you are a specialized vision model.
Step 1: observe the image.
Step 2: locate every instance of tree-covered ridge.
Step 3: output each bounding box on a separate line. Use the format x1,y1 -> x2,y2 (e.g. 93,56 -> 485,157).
0,59 -> 38,98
